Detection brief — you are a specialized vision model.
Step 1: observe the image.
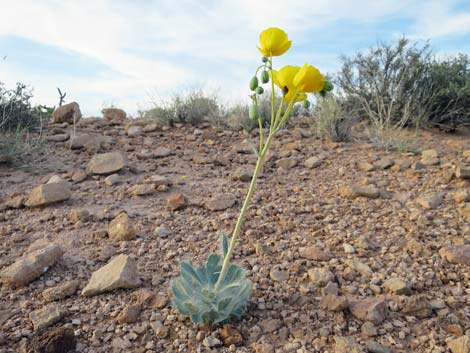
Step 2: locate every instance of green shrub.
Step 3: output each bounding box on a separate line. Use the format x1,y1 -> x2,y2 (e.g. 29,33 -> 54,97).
0,130 -> 48,164
337,38 -> 470,132
143,90 -> 305,132
0,82 -> 50,133
0,82 -> 52,164
311,95 -> 354,141
143,90 -> 222,126
142,104 -> 176,126
420,54 -> 470,130
337,37 -> 432,130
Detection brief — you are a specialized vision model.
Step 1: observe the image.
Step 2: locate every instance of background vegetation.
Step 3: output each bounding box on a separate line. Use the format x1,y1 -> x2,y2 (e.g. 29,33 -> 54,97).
0,82 -> 51,164
1,36 -> 469,163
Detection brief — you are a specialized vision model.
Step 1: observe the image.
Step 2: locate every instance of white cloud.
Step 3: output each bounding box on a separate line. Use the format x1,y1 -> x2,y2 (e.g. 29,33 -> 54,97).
0,0 -> 468,115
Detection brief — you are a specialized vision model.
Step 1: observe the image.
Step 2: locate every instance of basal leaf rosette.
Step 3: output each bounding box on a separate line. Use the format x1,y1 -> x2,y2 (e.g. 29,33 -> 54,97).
171,248 -> 252,325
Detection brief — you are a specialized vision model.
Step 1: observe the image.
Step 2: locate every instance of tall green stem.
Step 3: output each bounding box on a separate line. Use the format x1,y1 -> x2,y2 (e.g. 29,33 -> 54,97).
269,56 -> 275,132
214,133 -> 274,290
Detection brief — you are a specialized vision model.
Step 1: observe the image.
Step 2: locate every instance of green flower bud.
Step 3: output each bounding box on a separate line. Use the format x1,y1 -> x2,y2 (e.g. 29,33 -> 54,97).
249,104 -> 258,120
255,86 -> 264,94
261,70 -> 269,84
249,76 -> 259,91
261,56 -> 268,63
303,100 -> 311,109
323,80 -> 334,92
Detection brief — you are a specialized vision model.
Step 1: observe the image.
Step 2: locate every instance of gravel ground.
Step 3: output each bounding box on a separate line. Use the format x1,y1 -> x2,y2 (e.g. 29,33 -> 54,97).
0,117 -> 469,353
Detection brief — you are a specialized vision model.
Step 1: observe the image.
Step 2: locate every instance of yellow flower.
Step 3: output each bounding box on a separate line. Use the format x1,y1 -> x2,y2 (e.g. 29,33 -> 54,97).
272,65 -> 307,102
258,27 -> 292,57
293,64 -> 325,93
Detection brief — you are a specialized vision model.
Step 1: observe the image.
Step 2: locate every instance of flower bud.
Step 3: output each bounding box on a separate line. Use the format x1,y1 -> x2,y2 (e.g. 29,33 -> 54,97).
249,104 -> 258,120
303,100 -> 310,109
261,70 -> 269,84
323,80 -> 334,92
249,76 -> 259,91
261,56 -> 268,63
255,86 -> 264,94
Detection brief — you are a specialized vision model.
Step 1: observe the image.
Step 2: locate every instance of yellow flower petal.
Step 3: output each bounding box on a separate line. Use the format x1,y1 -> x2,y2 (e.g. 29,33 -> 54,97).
270,66 -> 307,102
293,64 -> 325,93
258,27 -> 291,57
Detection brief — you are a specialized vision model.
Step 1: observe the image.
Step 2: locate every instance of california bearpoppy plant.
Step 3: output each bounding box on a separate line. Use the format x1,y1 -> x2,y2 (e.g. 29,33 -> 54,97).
171,27 -> 333,326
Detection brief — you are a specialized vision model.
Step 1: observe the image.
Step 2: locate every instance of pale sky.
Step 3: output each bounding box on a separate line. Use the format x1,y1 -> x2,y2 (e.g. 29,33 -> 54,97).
0,0 -> 469,116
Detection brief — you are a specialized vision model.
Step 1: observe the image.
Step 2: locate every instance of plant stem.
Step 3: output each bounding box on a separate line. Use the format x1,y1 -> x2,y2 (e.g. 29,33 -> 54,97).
269,56 -> 275,133
214,132 -> 274,290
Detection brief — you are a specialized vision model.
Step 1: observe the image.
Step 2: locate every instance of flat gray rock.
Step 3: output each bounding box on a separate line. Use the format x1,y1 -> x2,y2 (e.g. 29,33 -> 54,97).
1,244 -> 64,287
81,254 -> 141,296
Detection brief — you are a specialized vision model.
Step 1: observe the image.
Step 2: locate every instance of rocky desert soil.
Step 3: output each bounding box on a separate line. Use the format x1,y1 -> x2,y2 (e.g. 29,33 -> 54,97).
1,105 -> 470,353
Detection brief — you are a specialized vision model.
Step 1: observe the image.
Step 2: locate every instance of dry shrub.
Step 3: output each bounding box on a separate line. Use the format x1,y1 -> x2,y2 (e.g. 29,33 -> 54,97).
310,95 -> 355,142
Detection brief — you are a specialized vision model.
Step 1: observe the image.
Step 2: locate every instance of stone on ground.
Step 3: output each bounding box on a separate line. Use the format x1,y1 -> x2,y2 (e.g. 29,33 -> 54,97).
0,244 -> 64,287
339,184 -> 380,199
154,147 -> 172,158
81,254 -> 141,296
232,167 -> 253,182
277,157 -> 297,170
348,298 -> 387,324
28,327 -> 76,353
117,303 -> 142,324
448,336 -> 470,353
25,182 -> 71,207
87,152 -> 126,175
383,277 -> 412,295
42,280 -> 79,302
51,102 -> 81,124
416,192 -> 443,209
103,107 -> 126,123
299,246 -> 332,261
167,193 -> 187,211
456,164 -> 470,179
334,336 -> 364,353
439,245 -> 470,265
127,125 -> 143,137
205,194 -> 236,211
320,295 -> 348,312
308,268 -> 335,286
29,304 -> 66,331
129,183 -> 156,196
374,158 -> 394,170
108,212 -> 136,241
453,190 -> 470,203
304,156 -> 323,169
